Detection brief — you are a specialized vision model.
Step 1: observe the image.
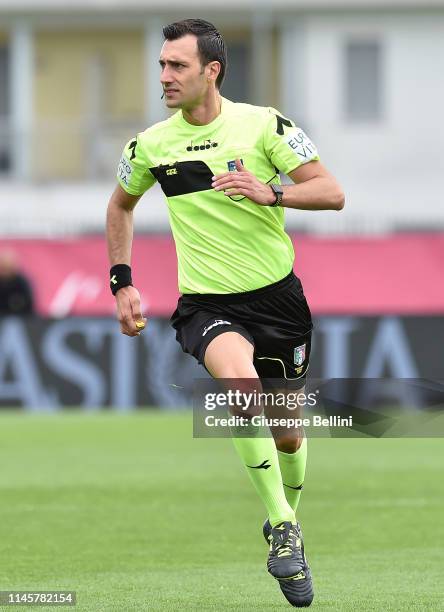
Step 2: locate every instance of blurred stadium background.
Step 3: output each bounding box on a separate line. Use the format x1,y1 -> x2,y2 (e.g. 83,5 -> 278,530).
0,1 -> 443,610
1,0 -> 443,407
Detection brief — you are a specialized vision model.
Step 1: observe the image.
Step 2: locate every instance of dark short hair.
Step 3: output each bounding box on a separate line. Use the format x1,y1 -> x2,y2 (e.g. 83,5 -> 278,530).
163,19 -> 227,89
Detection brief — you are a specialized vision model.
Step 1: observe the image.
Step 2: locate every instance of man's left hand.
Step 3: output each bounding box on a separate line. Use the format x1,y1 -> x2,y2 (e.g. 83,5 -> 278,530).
212,159 -> 276,206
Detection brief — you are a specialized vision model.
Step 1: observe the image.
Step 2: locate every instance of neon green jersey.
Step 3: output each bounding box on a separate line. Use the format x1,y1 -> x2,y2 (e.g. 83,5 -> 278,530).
117,97 -> 319,294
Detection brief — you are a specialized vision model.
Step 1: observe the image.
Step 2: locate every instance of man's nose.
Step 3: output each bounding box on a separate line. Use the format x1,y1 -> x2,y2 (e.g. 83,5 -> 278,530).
160,67 -> 173,84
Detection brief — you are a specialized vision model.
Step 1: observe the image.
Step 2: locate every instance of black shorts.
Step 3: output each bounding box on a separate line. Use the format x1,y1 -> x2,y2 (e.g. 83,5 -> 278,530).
170,271 -> 313,387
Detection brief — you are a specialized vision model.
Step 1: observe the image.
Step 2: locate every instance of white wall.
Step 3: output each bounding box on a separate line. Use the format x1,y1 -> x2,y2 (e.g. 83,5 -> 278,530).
287,11 -> 444,233
0,181 -> 168,237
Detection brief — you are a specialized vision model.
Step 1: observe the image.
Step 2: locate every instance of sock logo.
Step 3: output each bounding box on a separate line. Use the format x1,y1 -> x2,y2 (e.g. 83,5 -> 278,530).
246,459 -> 271,470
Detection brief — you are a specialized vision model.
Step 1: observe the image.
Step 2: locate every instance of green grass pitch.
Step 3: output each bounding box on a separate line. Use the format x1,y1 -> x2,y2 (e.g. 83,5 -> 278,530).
0,412 -> 442,611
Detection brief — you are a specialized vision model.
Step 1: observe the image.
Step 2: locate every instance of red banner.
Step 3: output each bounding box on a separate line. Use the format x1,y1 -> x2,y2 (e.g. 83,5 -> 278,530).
2,233 -> 444,316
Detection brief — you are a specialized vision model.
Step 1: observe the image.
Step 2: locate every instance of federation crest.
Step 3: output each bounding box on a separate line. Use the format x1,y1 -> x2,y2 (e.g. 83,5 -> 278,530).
294,344 -> 306,367
227,158 -> 244,172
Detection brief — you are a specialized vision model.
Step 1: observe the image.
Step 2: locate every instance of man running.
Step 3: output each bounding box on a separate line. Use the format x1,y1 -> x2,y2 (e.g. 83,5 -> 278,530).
106,18 -> 344,607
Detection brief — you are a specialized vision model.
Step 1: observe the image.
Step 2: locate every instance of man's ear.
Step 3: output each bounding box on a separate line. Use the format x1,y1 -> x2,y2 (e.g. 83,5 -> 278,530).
207,61 -> 221,83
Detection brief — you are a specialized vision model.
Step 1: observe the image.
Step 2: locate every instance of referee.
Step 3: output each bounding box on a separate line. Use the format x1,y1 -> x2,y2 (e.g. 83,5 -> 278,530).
106,18 -> 344,608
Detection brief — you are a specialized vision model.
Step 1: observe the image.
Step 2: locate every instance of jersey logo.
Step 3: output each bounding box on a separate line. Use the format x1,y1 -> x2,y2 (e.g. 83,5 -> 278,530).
275,114 -> 294,135
128,138 -> 137,160
117,155 -> 132,186
286,130 -> 318,160
227,159 -> 244,172
186,139 -> 218,152
166,168 -> 178,176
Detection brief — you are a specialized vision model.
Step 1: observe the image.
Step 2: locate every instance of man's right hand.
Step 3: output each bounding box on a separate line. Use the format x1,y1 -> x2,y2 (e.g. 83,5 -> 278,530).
115,285 -> 147,336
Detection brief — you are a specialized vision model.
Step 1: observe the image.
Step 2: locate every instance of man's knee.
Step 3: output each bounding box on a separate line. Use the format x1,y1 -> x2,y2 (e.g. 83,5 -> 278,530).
275,433 -> 304,454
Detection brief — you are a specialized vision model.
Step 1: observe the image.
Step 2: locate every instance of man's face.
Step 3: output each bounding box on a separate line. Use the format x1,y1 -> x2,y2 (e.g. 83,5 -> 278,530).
159,34 -> 212,109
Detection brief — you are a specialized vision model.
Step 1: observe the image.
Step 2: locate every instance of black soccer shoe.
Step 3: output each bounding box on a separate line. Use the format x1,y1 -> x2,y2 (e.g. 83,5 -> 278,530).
264,519 -> 314,607
267,521 -> 304,579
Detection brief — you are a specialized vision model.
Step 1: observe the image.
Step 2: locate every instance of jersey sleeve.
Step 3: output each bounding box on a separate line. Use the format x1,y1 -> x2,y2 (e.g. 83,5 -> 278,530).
116,135 -> 157,196
263,108 -> 320,175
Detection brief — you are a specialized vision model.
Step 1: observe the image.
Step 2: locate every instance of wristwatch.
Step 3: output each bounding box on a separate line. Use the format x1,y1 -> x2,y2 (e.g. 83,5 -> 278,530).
270,183 -> 284,207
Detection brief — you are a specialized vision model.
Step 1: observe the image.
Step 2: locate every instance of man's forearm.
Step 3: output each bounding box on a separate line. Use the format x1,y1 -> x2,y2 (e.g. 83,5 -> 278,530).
280,176 -> 345,211
106,200 -> 134,265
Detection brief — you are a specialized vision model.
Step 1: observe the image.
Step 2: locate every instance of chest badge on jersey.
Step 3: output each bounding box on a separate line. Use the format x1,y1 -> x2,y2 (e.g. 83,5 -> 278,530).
294,344 -> 306,367
227,159 -> 244,172
149,161 -> 213,197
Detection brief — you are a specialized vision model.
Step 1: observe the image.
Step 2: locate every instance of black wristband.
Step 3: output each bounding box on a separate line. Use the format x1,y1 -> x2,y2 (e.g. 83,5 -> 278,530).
110,264 -> 133,296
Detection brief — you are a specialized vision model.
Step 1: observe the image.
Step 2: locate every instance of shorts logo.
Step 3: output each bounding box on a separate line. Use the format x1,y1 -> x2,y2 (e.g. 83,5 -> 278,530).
294,344 -> 306,367
202,320 -> 232,337
166,168 -> 177,176
227,159 -> 244,172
